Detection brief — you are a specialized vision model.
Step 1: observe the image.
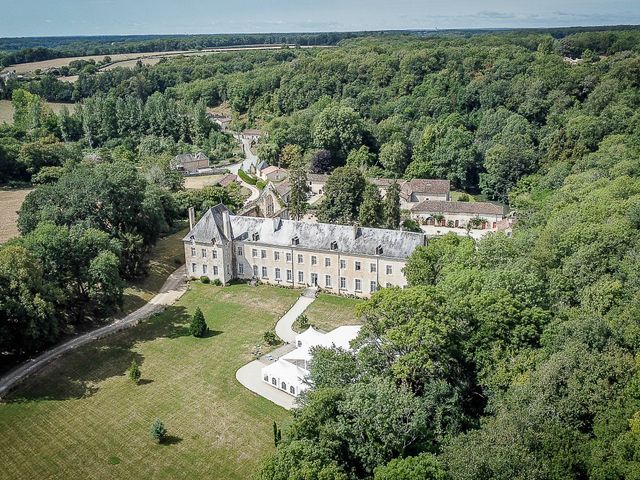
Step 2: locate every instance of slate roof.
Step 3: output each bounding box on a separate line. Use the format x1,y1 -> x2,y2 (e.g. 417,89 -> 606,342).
401,179 -> 451,196
308,173 -> 330,183
184,204 -> 425,259
411,200 -> 504,216
217,173 -> 238,188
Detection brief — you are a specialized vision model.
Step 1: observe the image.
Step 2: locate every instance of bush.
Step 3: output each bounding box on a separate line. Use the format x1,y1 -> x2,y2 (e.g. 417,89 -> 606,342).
128,359 -> 141,384
200,275 -> 210,284
150,419 -> 167,443
190,307 -> 208,337
212,278 -> 223,286
294,313 -> 309,330
402,218 -> 422,232
256,179 -> 267,190
263,330 -> 279,345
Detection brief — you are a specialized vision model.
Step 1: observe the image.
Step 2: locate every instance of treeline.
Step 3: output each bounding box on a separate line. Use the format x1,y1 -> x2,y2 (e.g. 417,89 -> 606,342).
0,31 -> 361,67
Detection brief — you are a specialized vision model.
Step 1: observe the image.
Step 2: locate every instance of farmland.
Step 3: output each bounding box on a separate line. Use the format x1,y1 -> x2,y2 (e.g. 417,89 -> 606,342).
0,188 -> 32,243
0,99 -> 75,123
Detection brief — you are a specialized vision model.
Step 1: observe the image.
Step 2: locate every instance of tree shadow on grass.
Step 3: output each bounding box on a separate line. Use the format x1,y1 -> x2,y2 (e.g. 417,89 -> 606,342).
161,435 -> 183,446
5,305 -> 190,403
201,329 -> 223,339
137,379 -> 154,386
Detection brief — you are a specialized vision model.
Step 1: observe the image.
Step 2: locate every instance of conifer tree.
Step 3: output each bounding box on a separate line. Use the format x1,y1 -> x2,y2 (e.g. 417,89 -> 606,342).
190,307 -> 207,337
384,182 -> 401,229
358,183 -> 384,227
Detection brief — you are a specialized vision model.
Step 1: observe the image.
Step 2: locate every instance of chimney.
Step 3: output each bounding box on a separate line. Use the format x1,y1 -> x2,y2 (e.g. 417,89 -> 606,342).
188,207 -> 195,230
272,217 -> 281,232
222,209 -> 232,241
353,223 -> 360,239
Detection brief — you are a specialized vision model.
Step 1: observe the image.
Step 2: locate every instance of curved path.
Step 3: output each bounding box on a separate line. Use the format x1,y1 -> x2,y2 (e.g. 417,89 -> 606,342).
235,289 -> 317,410
0,266 -> 187,398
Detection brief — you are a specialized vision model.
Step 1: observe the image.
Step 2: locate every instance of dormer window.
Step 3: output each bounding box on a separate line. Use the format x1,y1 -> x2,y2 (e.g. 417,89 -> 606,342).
375,245 -> 384,255
292,236 -> 299,246
252,232 -> 260,241
190,235 -> 195,245
330,241 -> 338,251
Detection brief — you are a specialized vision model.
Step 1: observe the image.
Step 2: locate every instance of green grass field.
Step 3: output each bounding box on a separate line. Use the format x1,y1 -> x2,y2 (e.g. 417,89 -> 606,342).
301,293 -> 363,332
0,283 -> 299,480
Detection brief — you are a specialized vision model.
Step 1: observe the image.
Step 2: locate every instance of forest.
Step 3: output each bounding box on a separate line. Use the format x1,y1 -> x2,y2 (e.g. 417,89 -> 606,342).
1,26 -> 640,478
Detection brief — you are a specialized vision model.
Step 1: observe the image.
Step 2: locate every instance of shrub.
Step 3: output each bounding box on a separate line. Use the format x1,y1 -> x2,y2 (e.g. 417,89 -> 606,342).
150,419 -> 167,443
200,275 -> 210,284
295,313 -> 309,330
263,330 -> 278,345
238,169 -> 258,185
128,359 -> 141,384
402,218 -> 422,233
458,193 -> 471,202
212,278 -> 223,286
190,307 -> 208,337
256,179 -> 267,190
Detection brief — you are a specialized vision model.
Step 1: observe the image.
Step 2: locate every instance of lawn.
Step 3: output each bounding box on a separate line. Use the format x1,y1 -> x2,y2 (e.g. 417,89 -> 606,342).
300,293 -> 363,332
119,225 -> 188,316
0,283 -> 300,480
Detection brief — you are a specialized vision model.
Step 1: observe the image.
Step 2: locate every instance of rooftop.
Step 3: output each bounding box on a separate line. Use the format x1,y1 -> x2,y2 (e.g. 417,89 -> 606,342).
401,179 -> 451,196
184,204 -> 425,259
411,200 -> 504,216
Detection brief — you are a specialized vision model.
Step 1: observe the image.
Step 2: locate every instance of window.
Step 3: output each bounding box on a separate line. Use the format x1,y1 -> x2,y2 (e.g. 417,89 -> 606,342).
238,263 -> 244,274
355,279 -> 362,292
213,266 -> 218,275
289,385 -> 295,394
202,248 -> 207,257
253,265 -> 258,277
355,261 -> 361,271
297,340 -> 302,347
311,273 -> 318,286
281,381 -> 287,390
340,259 -> 346,269
325,275 -> 332,288
262,266 -> 268,278
252,232 -> 260,241
370,263 -> 377,273
202,264 -> 208,274
375,245 -> 384,255
297,254 -> 304,264
252,248 -> 258,258
261,249 -> 267,259
264,374 -> 269,381
311,255 -> 317,265
386,282 -> 392,288
212,250 -> 217,259
271,377 -> 277,385
287,269 -> 293,282
386,265 -> 393,275
370,281 -> 377,293
286,252 -> 292,262
298,271 -> 304,283
191,247 -> 196,257
325,257 -> 331,267
330,241 -> 338,250
292,236 -> 299,245
274,251 -> 280,261
275,268 -> 281,280
237,246 -> 244,256
340,277 -> 346,290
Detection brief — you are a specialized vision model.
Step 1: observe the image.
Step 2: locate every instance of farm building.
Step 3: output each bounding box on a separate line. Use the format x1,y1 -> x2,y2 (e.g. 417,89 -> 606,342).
172,152 -> 210,174
410,200 -> 505,230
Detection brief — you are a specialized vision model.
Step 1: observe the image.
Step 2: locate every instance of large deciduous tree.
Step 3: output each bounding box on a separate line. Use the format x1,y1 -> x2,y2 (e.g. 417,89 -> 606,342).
317,166 -> 365,224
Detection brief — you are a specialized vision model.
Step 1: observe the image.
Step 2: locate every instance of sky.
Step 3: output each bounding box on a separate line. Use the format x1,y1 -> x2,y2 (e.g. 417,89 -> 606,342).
1,0 -> 639,37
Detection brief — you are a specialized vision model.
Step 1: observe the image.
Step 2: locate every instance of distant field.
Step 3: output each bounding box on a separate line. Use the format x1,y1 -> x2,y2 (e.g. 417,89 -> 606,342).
184,175 -> 224,190
2,44 -> 323,78
0,99 -> 75,124
0,189 -> 31,243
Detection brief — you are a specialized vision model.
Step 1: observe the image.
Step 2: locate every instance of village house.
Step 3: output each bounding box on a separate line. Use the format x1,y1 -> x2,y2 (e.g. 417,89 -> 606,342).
262,325 -> 361,397
259,165 -> 288,182
208,113 -> 232,131
171,152 -> 210,174
216,173 -> 238,188
184,204 -> 426,298
410,200 -> 505,229
241,182 -> 290,219
308,173 -> 330,195
239,129 -> 263,144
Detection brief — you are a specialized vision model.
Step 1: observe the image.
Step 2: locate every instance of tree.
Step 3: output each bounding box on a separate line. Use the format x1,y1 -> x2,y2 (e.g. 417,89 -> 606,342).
190,307 -> 208,337
273,421 -> 282,447
379,140 -> 410,176
128,359 -> 141,383
374,453 -> 445,480
317,166 -> 366,224
278,143 -> 303,168
347,145 -> 377,170
264,330 -> 278,345
313,104 -> 366,161
309,149 -> 334,173
383,182 -> 401,229
150,419 -> 167,443
359,183 -> 383,227
287,145 -> 309,220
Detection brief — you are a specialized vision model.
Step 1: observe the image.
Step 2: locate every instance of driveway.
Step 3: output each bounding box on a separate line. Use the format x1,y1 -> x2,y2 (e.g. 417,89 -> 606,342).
0,266 -> 188,398
275,294 -> 317,344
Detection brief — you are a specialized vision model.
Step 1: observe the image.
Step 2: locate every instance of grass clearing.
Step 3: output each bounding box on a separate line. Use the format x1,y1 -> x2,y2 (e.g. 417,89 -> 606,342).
0,100 -> 75,124
0,282 -> 299,480
0,188 -> 32,244
119,225 -> 188,316
183,174 -> 224,190
301,293 -> 363,332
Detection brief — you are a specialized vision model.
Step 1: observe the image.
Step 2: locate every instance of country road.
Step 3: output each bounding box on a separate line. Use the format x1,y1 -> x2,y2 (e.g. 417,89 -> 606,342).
0,266 -> 187,398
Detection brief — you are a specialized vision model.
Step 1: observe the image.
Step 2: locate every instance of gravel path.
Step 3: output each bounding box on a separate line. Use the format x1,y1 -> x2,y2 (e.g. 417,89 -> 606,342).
0,266 -> 187,398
